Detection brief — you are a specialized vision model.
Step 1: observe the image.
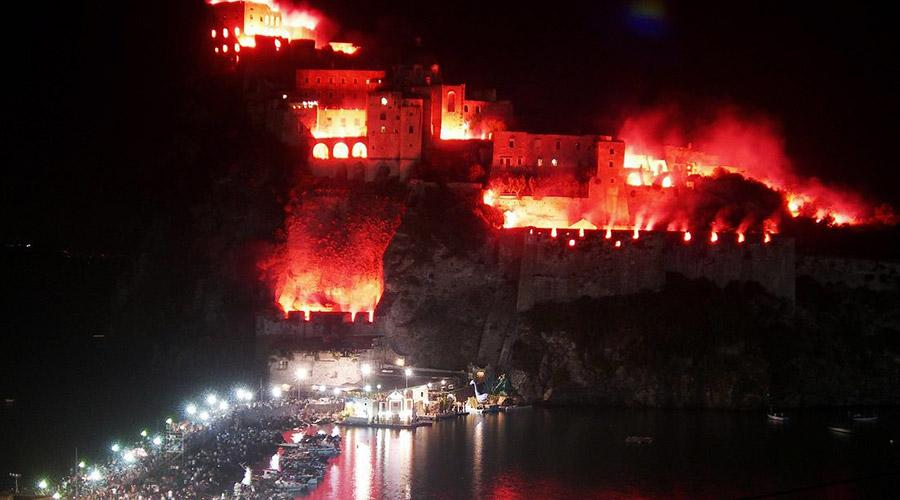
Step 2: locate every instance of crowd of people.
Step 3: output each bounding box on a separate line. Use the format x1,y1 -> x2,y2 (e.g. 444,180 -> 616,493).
47,397 -> 342,499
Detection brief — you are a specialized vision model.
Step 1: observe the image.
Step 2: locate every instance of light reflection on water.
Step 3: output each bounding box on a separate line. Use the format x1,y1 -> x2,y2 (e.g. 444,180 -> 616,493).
302,408 -> 900,499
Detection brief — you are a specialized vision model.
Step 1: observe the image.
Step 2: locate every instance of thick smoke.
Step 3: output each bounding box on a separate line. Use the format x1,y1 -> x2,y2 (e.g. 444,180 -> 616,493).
259,189 -> 404,315
619,105 -> 894,226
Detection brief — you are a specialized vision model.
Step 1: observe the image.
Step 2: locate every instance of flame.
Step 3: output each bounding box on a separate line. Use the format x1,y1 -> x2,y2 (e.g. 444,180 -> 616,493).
737,232 -> 745,243
260,193 -> 403,319
207,0 -> 329,48
440,120 -> 493,141
329,42 -> 360,55
483,189 -> 497,207
710,231 -> 718,243
684,231 -> 692,242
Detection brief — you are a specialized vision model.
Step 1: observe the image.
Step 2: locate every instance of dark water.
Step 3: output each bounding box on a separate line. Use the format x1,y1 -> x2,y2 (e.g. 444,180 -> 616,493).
304,408 -> 900,499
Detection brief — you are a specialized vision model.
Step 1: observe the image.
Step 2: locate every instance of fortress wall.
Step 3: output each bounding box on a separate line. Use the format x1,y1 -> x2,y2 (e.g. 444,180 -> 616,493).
797,256 -> 900,291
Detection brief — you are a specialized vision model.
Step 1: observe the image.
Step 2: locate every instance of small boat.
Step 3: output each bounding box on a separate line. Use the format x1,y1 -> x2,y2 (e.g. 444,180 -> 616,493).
849,412 -> 879,423
767,412 -> 788,422
828,425 -> 853,434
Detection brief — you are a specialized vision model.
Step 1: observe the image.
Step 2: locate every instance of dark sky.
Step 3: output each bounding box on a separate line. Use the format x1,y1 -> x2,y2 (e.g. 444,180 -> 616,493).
6,1 -> 900,250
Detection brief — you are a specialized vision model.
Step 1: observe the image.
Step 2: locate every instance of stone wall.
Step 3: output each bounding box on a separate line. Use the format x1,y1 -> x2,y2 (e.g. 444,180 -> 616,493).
797,255 -> 900,291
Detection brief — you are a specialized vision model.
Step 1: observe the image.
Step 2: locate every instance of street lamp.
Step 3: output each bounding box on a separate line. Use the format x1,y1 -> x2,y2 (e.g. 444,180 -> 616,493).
404,368 -> 412,388
37,479 -> 48,491
8,473 -> 21,494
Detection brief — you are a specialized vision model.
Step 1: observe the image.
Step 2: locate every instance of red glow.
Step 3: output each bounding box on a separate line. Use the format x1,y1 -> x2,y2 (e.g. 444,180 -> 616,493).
260,193 -> 403,317
619,107 -> 892,227
710,231 -> 718,243
684,231 -> 692,242
568,239 -> 575,247
737,232 -> 745,243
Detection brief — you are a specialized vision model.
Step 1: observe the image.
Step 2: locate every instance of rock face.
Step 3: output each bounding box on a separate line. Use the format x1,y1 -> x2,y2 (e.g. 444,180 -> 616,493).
382,184 -> 518,369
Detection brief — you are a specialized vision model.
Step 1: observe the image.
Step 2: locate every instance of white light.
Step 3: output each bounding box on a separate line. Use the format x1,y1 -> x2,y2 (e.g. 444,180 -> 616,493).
86,469 -> 102,481
441,379 -> 446,385
271,386 -> 283,399
53,493 -> 61,500
140,429 -> 148,438
152,435 -> 162,446
199,411 -> 210,421
122,450 -> 135,464
218,400 -> 229,411
186,403 -> 197,415
318,385 -> 327,392
235,388 -> 254,401
205,394 -> 218,406
376,384 -> 382,390
364,384 -> 372,392
361,363 -> 372,376
111,443 -> 120,453
37,479 -> 48,490
380,96 -> 388,106
427,383 -> 433,388
404,368 -> 412,377
295,368 -> 308,380
165,418 -> 173,425
332,387 -> 341,396
395,358 -> 405,366
78,461 -> 86,469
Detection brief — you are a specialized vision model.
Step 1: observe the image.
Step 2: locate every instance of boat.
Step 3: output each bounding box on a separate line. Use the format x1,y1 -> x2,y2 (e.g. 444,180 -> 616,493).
849,411 -> 879,423
827,425 -> 853,434
767,411 -> 788,422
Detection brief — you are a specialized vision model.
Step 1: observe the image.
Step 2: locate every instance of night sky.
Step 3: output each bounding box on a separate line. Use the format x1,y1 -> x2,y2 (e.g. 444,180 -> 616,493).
5,0 -> 900,250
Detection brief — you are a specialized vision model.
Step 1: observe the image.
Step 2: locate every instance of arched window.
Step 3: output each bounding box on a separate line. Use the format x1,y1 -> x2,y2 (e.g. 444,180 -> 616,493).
333,142 -> 349,159
351,142 -> 367,158
312,143 -> 329,159
447,91 -> 456,113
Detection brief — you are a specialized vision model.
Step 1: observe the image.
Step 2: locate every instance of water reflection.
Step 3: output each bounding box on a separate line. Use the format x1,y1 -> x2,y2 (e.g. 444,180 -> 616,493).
302,408 -> 900,499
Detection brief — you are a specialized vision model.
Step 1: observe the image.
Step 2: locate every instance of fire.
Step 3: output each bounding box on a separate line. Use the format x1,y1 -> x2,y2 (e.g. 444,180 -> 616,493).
483,189 -> 497,207
737,232 -> 745,243
260,192 -> 403,319
618,107 -> 890,227
329,42 -> 360,55
710,231 -> 718,243
684,231 -> 692,242
440,121 -> 492,141
207,0 -> 331,49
